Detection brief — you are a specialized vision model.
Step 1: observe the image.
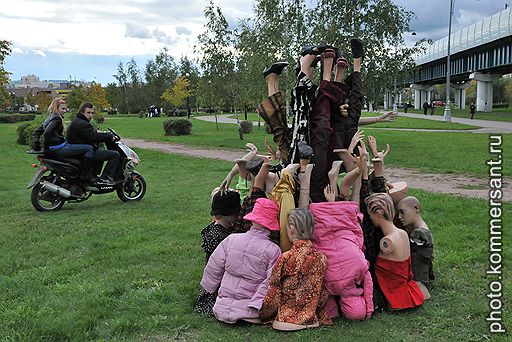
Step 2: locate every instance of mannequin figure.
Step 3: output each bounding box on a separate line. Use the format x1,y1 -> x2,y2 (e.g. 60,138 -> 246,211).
260,208 -> 332,330
365,193 -> 424,310
397,196 -> 435,299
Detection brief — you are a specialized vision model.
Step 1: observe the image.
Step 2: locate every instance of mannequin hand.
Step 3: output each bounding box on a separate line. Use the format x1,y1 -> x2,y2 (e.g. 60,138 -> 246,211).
367,136 -> 378,157
219,177 -> 231,194
324,184 -> 336,202
377,144 -> 391,161
264,139 -> 277,159
378,111 -> 398,122
246,142 -> 258,153
339,104 -> 349,117
348,130 -> 364,154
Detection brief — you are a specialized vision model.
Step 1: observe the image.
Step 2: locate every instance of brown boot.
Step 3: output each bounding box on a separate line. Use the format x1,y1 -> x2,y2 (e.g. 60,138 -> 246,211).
257,92 -> 291,161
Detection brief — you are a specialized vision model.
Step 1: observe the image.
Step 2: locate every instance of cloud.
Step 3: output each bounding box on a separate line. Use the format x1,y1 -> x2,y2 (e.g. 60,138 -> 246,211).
152,28 -> 174,45
12,47 -> 25,54
125,21 -> 152,39
176,26 -> 192,35
32,49 -> 47,57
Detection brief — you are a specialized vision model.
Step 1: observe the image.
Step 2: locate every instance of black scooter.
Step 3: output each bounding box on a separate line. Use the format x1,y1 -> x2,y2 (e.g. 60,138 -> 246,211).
27,129 -> 146,211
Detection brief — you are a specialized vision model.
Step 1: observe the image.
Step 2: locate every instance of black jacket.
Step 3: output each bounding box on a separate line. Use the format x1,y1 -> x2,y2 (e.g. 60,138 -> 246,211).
32,115 -> 65,151
67,113 -> 113,149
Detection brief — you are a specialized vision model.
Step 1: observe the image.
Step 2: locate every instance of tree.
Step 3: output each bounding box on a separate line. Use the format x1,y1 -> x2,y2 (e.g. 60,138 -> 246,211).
28,91 -> 52,112
113,62 -> 129,113
0,40 -> 12,108
66,85 -> 88,115
196,1 -> 236,111
89,83 -> 111,111
161,76 -> 192,108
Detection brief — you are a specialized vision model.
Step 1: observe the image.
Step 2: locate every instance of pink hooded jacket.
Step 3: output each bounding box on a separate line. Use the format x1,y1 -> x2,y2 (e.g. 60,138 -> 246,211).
200,226 -> 281,323
309,201 -> 374,320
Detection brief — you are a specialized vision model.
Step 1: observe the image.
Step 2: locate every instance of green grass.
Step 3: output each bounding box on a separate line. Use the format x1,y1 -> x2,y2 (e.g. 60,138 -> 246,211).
99,116 -> 512,178
404,107 -> 512,122
1,122 -> 510,341
227,112 -> 478,130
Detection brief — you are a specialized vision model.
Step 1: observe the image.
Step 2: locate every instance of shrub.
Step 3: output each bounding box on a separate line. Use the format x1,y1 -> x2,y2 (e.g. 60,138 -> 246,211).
163,118 -> 192,136
177,110 -> 188,117
94,112 -> 105,124
493,103 -> 509,108
17,122 -> 40,147
0,114 -> 36,123
239,120 -> 253,134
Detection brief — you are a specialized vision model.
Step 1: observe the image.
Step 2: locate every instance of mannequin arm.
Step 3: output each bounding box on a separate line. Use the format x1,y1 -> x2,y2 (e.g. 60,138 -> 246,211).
359,112 -> 397,126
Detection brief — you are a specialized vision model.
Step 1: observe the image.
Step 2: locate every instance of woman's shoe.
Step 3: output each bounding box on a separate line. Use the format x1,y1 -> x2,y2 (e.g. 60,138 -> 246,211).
351,38 -> 365,58
300,43 -> 327,56
336,56 -> 349,69
263,61 -> 289,78
297,141 -> 314,159
310,55 -> 321,68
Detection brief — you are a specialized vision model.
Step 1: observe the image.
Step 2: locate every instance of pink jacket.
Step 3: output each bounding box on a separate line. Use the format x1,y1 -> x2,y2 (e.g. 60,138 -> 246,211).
309,201 -> 374,319
200,226 -> 282,323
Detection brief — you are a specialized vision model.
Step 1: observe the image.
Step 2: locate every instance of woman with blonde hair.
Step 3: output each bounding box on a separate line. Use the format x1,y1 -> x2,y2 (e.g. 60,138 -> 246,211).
32,97 -> 96,182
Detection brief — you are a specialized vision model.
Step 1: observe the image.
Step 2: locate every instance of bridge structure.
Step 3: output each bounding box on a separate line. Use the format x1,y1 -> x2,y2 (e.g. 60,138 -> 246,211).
384,7 -> 512,112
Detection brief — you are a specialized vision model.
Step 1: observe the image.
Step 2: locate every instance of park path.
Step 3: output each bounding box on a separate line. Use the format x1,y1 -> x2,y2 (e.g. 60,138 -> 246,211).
123,138 -> 511,202
194,113 -> 512,134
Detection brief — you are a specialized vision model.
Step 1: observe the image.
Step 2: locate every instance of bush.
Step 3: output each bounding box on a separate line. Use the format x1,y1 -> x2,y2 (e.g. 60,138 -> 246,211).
163,118 -> 192,136
0,114 -> 36,123
93,112 -> 105,124
493,103 -> 509,108
239,120 -> 253,134
17,122 -> 40,147
177,110 -> 188,117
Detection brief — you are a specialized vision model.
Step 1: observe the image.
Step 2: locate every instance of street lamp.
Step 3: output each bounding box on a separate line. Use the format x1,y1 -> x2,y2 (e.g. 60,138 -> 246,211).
185,72 -> 191,119
443,0 -> 455,122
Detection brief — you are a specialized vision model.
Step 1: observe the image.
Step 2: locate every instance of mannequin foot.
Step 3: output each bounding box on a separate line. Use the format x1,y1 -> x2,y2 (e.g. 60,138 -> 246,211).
283,163 -> 300,175
265,172 -> 279,193
300,55 -> 316,74
298,164 -> 314,187
333,149 -> 356,171
328,160 -> 343,194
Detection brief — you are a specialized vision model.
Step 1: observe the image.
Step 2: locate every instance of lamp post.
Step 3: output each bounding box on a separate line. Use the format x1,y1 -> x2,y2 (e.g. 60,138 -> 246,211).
185,72 -> 191,119
443,0 -> 454,122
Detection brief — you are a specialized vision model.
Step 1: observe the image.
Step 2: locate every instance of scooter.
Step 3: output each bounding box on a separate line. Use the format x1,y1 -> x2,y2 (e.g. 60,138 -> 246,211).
27,129 -> 146,211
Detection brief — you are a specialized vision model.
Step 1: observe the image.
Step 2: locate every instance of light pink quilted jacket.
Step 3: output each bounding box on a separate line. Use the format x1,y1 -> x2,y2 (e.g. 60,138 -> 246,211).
200,226 -> 281,323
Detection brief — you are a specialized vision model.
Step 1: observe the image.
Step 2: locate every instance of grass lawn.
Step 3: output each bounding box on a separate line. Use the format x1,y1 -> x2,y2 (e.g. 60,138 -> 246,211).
404,107 -> 512,122
98,116 -> 511,178
1,122 -> 510,341
227,112 -> 479,130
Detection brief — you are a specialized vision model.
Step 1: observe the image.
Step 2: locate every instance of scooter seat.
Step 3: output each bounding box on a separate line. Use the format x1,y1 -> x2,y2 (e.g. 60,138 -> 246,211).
47,156 -> 82,167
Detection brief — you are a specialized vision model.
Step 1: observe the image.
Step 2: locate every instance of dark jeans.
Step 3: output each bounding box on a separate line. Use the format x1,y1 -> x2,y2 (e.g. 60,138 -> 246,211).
92,148 -> 120,179
51,143 -> 94,158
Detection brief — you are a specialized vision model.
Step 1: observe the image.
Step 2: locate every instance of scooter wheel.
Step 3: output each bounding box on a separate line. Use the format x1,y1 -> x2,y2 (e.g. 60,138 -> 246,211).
117,172 -> 146,202
31,182 -> 66,211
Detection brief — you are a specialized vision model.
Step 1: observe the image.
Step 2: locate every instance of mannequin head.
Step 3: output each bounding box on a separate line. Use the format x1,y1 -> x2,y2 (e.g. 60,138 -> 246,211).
365,193 -> 395,226
397,196 -> 422,227
287,208 -> 315,241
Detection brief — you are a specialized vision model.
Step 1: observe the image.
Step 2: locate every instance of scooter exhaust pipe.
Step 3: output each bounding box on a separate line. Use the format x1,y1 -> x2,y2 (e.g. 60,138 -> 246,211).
41,181 -> 72,198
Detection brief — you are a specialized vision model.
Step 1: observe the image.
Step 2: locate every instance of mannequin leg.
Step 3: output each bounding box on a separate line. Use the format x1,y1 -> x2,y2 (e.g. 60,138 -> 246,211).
298,164 -> 314,208
328,160 -> 343,197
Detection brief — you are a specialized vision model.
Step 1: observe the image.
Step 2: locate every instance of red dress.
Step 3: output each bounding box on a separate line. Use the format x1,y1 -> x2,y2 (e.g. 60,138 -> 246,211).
375,256 -> 424,310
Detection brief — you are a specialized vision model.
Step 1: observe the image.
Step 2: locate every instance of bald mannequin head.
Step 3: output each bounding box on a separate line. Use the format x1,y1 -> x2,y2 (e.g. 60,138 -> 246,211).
397,196 -> 422,227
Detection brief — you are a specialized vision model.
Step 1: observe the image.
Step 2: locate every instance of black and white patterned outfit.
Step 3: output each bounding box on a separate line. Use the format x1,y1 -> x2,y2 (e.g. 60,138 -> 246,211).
288,71 -> 318,164
195,222 -> 232,316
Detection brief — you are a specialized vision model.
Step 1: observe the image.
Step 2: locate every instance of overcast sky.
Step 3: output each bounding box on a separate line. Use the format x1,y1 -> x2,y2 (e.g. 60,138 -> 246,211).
3,0 -> 507,84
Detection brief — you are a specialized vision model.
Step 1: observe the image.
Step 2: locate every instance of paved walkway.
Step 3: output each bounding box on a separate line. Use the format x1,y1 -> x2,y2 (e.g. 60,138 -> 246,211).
123,138 -> 511,202
194,113 -> 512,134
